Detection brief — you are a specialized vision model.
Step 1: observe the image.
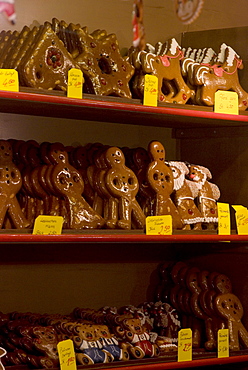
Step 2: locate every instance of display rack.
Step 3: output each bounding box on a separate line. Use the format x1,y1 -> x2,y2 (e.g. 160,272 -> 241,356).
1,89 -> 248,370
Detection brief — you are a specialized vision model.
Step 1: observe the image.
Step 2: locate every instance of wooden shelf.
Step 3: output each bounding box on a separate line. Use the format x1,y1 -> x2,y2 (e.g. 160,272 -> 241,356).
86,354 -> 248,370
0,231 -> 247,244
0,89 -> 247,129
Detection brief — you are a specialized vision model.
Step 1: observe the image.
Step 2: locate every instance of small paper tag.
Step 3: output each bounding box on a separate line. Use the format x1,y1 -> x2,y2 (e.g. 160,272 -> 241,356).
57,339 -> 77,370
217,202 -> 230,235
0,69 -> 19,91
67,68 -> 83,99
33,215 -> 64,235
178,328 -> 192,362
143,74 -> 158,107
218,329 -> 229,358
232,205 -> 248,235
214,91 -> 238,115
146,215 -> 172,235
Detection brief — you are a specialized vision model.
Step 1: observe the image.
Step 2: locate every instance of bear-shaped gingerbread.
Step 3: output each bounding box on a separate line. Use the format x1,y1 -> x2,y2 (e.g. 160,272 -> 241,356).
115,317 -> 159,358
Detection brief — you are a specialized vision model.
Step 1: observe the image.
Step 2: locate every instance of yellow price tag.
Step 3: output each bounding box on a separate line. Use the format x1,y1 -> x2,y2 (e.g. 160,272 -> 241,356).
214,90 -> 238,115
0,69 -> 19,91
67,68 -> 84,99
217,202 -> 230,235
232,205 -> 248,235
143,74 -> 158,107
178,328 -> 192,362
146,215 -> 172,235
218,329 -> 229,358
57,339 -> 77,370
33,215 -> 64,235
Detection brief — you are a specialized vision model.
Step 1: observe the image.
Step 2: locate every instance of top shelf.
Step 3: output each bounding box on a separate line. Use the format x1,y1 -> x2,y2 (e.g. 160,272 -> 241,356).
0,89 -> 248,129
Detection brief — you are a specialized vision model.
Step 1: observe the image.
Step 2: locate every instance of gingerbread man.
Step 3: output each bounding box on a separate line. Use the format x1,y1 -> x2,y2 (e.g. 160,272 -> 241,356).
147,141 -> 182,229
48,146 -> 105,229
0,140 -> 30,229
104,147 -> 146,229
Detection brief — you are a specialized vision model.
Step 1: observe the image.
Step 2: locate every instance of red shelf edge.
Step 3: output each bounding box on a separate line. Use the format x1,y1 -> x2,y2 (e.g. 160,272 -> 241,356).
0,233 -> 248,243
85,354 -> 248,370
0,90 -> 248,123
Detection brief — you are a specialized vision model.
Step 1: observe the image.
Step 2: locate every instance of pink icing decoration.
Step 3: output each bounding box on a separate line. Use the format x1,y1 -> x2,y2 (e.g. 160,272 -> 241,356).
160,55 -> 170,67
212,65 -> 224,77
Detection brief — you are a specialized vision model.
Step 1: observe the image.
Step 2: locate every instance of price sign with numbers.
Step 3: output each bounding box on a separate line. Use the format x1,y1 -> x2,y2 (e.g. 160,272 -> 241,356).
57,339 -> 77,370
232,205 -> 248,235
143,74 -> 158,107
218,329 -> 229,358
146,215 -> 172,235
178,328 -> 192,362
214,90 -> 238,115
67,68 -> 84,99
0,69 -> 19,92
33,215 -> 64,235
217,202 -> 230,235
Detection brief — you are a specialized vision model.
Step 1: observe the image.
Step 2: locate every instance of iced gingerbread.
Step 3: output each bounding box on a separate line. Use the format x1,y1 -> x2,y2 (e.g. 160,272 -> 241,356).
169,161 -> 204,230
188,164 -> 220,229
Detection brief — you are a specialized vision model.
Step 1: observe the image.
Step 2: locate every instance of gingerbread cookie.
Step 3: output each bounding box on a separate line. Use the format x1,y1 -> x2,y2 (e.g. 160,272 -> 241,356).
215,293 -> 248,350
0,140 -> 30,229
169,161 -> 203,230
104,147 -> 146,229
192,43 -> 248,110
146,141 -> 183,229
188,164 -> 220,229
75,27 -> 134,97
48,145 -> 105,229
19,22 -> 81,91
139,39 -> 194,103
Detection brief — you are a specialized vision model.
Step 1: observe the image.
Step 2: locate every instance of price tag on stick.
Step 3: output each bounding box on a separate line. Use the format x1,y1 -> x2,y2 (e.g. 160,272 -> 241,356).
67,68 -> 83,99
143,74 -> 158,107
33,215 -> 64,235
232,205 -> 248,235
57,339 -> 77,370
146,215 -> 172,235
178,328 -> 192,362
218,329 -> 229,358
217,202 -> 231,235
0,69 -> 19,91
214,91 -> 238,115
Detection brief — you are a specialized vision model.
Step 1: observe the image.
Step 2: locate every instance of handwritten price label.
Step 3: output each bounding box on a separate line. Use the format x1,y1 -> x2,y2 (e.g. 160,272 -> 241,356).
143,74 -> 158,107
146,215 -> 172,235
178,328 -> 192,362
218,329 -> 229,358
232,205 -> 248,235
67,68 -> 84,99
214,91 -> 238,115
33,215 -> 64,235
0,69 -> 19,91
57,339 -> 77,370
217,202 -> 230,235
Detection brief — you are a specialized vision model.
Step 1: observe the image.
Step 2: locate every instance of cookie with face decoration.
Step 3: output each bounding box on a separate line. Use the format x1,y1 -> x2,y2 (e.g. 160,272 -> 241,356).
169,161 -> 204,230
187,164 -> 220,229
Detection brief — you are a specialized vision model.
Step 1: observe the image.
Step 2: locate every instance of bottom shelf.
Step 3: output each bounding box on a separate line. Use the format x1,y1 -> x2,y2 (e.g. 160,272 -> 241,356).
5,351 -> 248,370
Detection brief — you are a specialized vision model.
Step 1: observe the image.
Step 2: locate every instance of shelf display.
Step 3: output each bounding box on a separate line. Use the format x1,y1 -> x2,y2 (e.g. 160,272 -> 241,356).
0,3 -> 247,368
